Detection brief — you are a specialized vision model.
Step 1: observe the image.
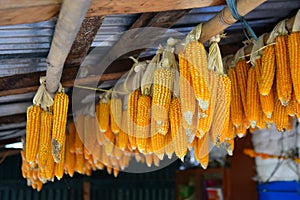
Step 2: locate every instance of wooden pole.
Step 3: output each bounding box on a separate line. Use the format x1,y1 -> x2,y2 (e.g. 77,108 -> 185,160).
200,0 -> 267,43
46,0 -> 91,94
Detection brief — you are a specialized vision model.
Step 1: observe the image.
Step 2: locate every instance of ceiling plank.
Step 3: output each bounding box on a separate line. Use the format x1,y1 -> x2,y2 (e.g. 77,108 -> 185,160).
0,0 -> 225,26
65,16 -> 104,67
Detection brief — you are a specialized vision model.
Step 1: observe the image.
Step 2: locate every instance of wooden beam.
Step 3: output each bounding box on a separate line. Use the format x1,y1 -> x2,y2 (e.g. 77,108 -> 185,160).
0,114 -> 26,126
0,102 -> 31,117
0,0 -> 225,26
65,16 -> 104,67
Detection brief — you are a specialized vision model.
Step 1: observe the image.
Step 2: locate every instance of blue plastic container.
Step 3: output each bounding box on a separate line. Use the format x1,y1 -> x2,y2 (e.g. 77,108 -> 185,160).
258,181 -> 300,200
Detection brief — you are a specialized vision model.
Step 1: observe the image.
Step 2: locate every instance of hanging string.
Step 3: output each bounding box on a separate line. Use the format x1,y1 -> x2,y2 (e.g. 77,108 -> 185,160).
74,84 -> 128,95
226,0 -> 258,41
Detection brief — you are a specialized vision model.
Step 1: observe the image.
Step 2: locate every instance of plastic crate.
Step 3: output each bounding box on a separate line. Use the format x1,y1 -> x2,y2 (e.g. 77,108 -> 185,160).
258,181 -> 300,200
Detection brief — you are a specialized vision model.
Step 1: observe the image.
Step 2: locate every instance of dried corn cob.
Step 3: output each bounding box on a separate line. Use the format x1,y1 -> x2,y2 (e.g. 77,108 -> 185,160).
287,93 -> 297,116
145,153 -> 153,167
288,32 -> 300,103
179,51 -> 196,127
236,124 -> 247,138
64,133 -> 76,177
185,41 -> 210,110
236,59 -> 250,113
260,87 -> 275,119
275,35 -> 292,106
118,110 -> 129,150
151,132 -> 165,160
54,137 -> 65,180
74,115 -> 84,154
152,67 -> 174,122
26,105 -> 42,165
246,67 -> 261,128
68,122 -> 76,153
260,45 -> 275,95
110,98 -> 122,134
197,71 -> 218,138
219,76 -> 232,137
52,91 -> 69,163
38,111 -> 53,168
44,149 -> 55,180
136,95 -> 151,152
75,152 -> 85,174
97,96 -> 110,132
194,133 -> 210,169
164,130 -> 174,159
156,120 -> 169,135
274,99 -> 289,132
127,89 -> 141,150
228,68 -> 243,127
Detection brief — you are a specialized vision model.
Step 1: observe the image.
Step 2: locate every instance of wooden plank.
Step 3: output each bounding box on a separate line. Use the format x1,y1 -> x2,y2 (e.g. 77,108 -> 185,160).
0,102 -> 31,117
0,0 -> 225,26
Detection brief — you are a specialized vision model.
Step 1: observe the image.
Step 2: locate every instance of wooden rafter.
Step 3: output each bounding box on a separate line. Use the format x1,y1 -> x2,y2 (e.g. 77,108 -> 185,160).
0,0 -> 225,26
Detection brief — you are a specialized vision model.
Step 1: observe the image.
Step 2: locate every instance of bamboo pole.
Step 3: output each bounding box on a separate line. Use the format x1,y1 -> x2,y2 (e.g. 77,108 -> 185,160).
200,0 -> 267,43
46,0 -> 91,94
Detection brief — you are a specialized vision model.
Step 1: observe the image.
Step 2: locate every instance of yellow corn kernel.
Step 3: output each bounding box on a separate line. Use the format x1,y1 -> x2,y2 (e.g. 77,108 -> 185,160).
246,67 -> 260,128
127,89 -> 141,150
110,98 -> 122,134
152,154 -> 160,167
295,100 -> 300,122
38,111 -> 52,168
228,68 -> 243,127
260,45 -> 275,95
179,51 -> 196,127
151,132 -> 165,160
185,41 -> 209,110
26,105 -> 42,165
156,120 -> 169,135
287,116 -> 295,131
104,127 -> 115,156
288,32 -> 300,103
274,99 -> 289,132
152,67 -> 174,122
194,133 -> 210,169
136,95 -> 151,152
275,35 -> 292,106
74,115 -> 84,154
52,92 -> 69,163
236,124 -> 247,138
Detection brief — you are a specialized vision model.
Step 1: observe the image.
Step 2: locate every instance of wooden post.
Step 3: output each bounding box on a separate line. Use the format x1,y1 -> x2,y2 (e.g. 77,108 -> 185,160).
46,0 -> 91,94
200,0 -> 267,43
83,181 -> 91,200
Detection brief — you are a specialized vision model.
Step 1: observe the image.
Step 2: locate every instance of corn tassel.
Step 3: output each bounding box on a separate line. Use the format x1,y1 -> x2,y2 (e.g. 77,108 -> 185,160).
127,89 -> 141,150
288,32 -> 300,103
136,95 -> 151,152
52,92 -> 69,163
228,68 -> 243,127
38,111 -> 53,168
179,51 -> 196,127
275,35 -> 292,106
110,98 -> 122,134
246,67 -> 260,128
26,105 -> 42,165
260,45 -> 275,95
185,41 -> 210,110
